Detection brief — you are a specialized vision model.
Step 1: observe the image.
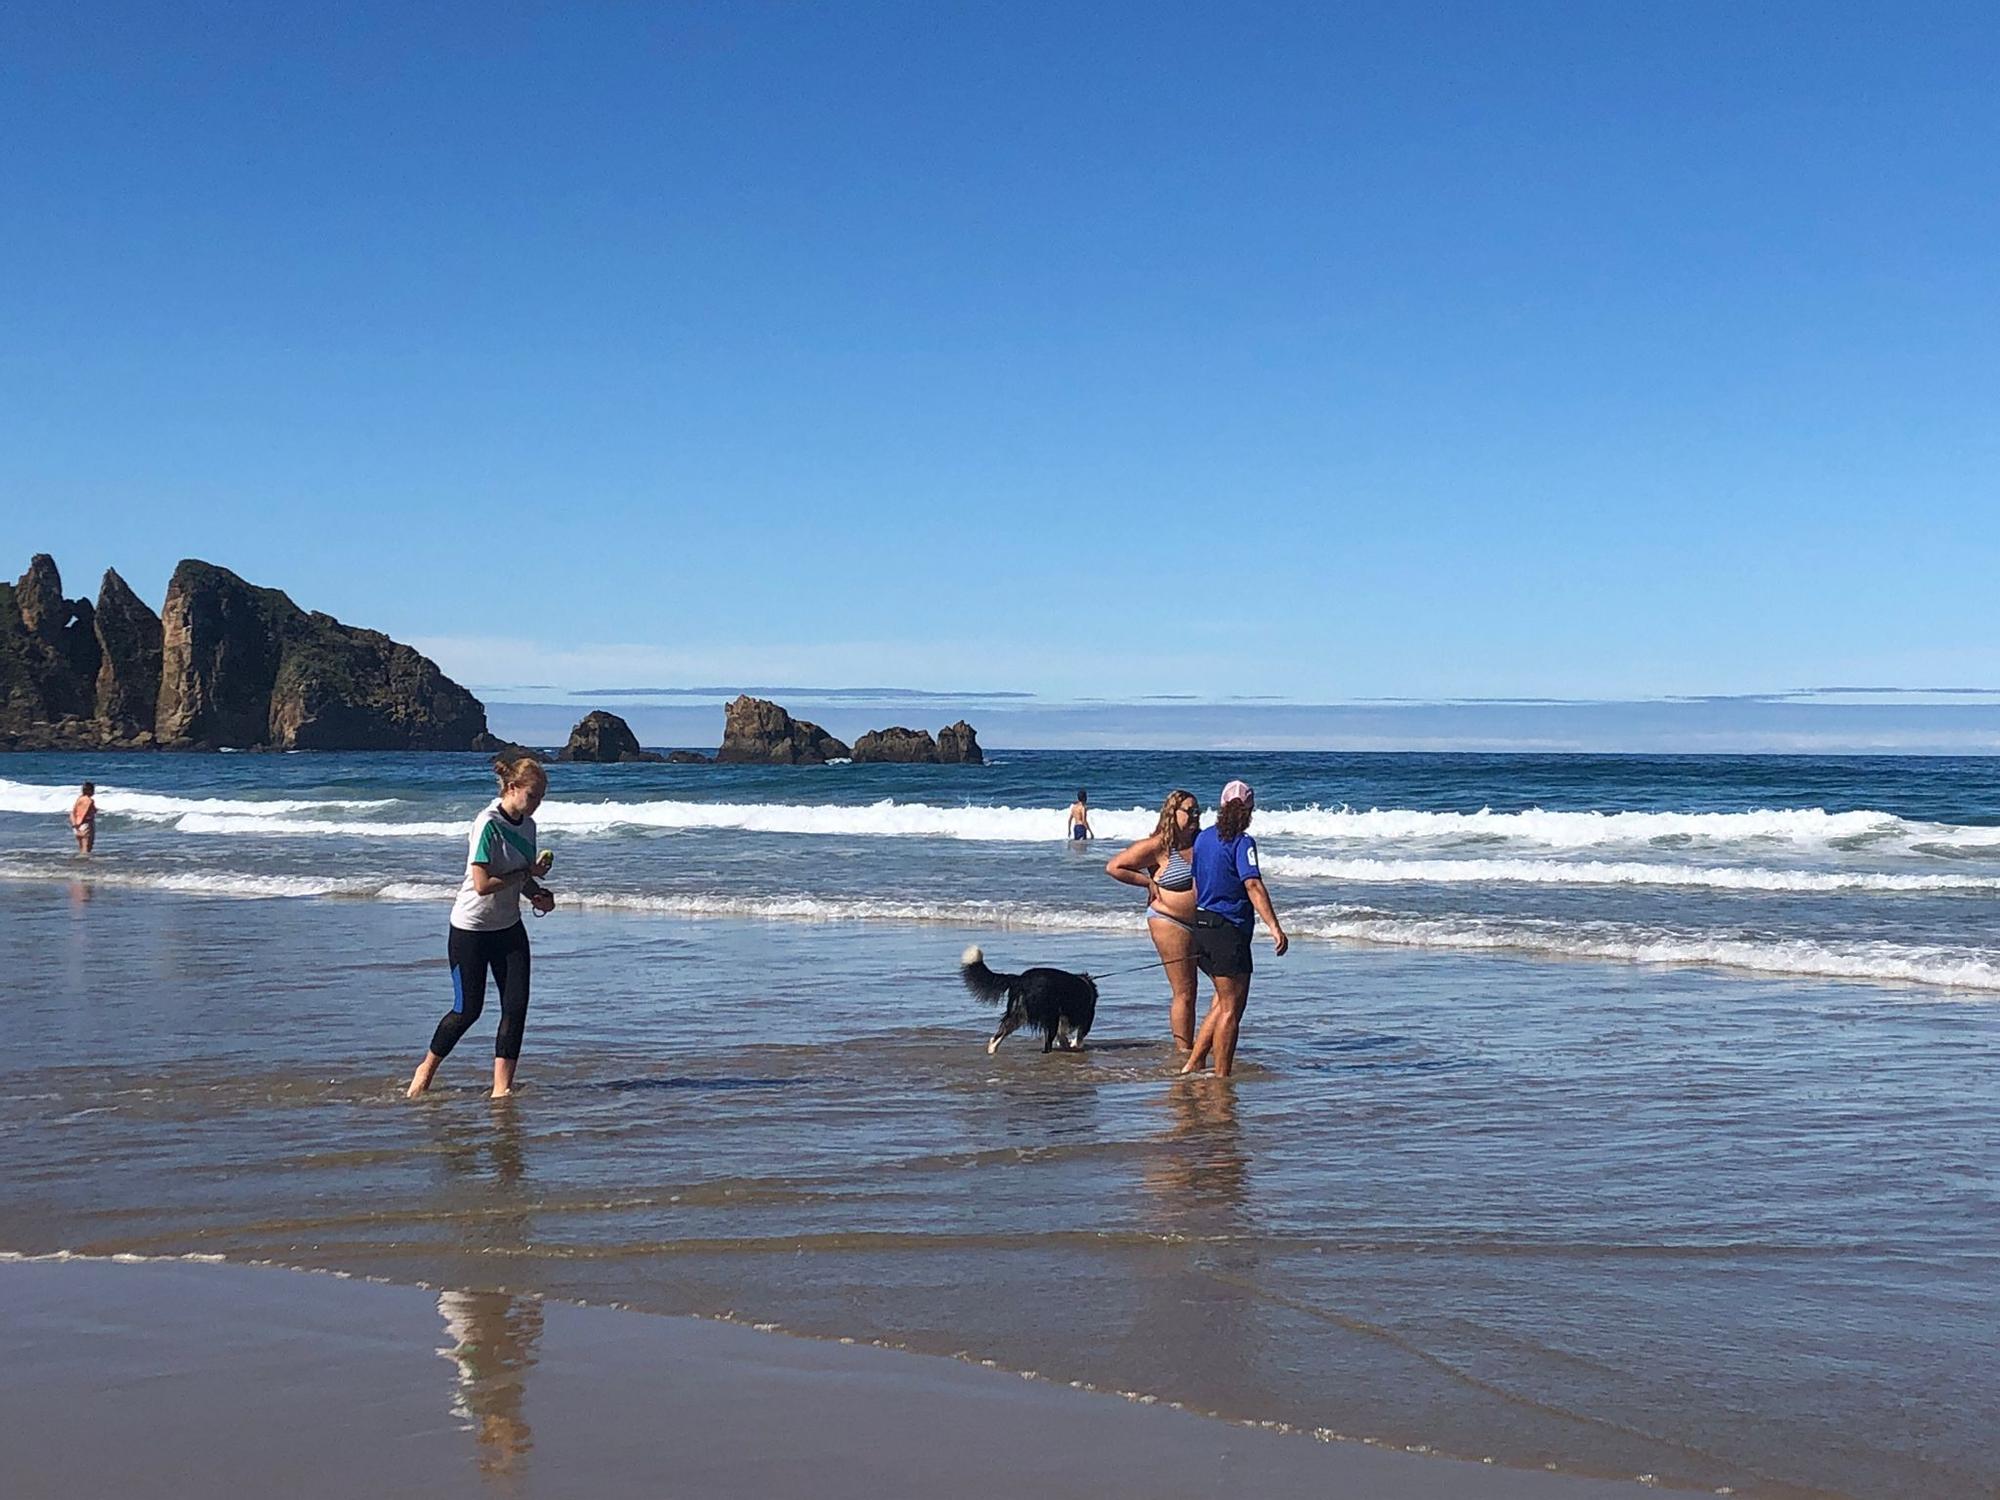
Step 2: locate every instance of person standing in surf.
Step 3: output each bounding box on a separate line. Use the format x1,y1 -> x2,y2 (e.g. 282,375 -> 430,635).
1105,788 -> 1203,1051
407,755 -> 556,1100
1182,780 -> 1287,1078
69,782 -> 96,856
1065,789 -> 1094,842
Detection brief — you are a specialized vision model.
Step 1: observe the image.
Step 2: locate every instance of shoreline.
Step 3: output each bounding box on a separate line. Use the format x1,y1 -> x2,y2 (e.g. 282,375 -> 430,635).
5,793 -> 1989,1498
3,1253 -> 1665,1499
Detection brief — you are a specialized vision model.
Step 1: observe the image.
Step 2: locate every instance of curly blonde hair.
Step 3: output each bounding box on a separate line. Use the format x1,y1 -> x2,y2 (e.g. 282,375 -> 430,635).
1151,788 -> 1199,853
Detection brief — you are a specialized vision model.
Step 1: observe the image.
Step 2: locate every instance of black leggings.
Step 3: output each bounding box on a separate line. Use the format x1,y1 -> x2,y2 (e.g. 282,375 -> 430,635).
429,923 -> 532,1062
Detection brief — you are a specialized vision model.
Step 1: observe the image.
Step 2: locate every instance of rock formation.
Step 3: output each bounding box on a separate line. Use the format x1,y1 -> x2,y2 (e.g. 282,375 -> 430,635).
559,710 -> 666,763
0,552 -> 490,752
851,726 -> 939,763
716,695 -> 849,764
0,555 -> 152,749
666,749 -> 713,763
936,720 -> 984,764
92,568 -> 163,739
150,560 -> 490,750
849,719 -> 984,765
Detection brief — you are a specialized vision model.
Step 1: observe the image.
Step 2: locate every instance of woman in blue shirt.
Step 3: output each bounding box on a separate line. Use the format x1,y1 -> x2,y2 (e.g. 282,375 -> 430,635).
1181,780 -> 1287,1077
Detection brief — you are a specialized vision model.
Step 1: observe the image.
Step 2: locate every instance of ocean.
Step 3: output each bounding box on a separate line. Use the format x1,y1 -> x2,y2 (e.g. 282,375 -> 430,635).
3,749 -> 1997,1497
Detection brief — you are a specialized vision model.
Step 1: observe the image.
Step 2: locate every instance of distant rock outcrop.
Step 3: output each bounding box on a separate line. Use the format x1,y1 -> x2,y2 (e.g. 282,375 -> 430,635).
851,726 -> 939,763
559,710 -> 666,763
936,720 -> 984,764
472,734 -> 535,759
666,749 -> 712,764
149,560 -> 489,751
849,719 -> 984,765
716,695 -> 849,764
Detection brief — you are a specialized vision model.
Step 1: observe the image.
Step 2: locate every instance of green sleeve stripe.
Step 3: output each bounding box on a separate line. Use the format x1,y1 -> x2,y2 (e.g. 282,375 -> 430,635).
473,820 -> 501,865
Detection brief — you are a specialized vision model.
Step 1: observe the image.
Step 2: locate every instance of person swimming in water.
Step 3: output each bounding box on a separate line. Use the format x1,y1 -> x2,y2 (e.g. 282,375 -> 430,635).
1065,789 -> 1094,842
70,782 -> 96,857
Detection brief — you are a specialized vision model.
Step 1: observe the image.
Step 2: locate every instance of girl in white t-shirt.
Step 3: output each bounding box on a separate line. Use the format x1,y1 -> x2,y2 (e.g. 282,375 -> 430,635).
407,756 -> 556,1099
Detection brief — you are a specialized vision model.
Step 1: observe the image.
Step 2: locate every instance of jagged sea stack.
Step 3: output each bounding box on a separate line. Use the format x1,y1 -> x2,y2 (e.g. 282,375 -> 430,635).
154,560 -> 490,750
936,720 -> 983,764
92,568 -> 163,740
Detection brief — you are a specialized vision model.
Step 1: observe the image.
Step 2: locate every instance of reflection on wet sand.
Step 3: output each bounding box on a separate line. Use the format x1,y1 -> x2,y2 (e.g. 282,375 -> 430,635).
1119,1078 -> 1262,1404
431,1100 -> 529,1195
430,1101 -> 541,1482
436,1289 -> 544,1479
1143,1078 -> 1248,1232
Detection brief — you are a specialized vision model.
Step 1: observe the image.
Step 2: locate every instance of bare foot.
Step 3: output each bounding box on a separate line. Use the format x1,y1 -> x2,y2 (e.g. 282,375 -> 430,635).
406,1052 -> 441,1098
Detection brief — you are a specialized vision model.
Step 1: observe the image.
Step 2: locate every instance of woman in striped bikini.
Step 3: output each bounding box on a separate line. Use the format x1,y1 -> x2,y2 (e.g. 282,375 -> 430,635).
1105,789 -> 1203,1052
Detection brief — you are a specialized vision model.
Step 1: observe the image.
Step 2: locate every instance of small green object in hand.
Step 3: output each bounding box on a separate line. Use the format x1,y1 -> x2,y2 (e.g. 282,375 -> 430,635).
538,850 -> 554,872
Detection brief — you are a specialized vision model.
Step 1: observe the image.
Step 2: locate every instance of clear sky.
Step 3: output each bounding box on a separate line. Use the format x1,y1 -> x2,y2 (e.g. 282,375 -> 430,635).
2,2 -> 1995,708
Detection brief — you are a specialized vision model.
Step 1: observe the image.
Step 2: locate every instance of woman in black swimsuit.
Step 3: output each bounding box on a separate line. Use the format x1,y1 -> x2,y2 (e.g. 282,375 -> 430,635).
1105,789 -> 1202,1051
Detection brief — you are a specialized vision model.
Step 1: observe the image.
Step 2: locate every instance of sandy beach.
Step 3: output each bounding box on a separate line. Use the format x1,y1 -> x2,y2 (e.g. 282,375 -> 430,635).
4,1256 -> 1659,1500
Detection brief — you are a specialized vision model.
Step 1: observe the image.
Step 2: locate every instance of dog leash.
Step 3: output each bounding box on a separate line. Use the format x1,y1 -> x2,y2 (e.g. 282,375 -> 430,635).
1087,954 -> 1197,979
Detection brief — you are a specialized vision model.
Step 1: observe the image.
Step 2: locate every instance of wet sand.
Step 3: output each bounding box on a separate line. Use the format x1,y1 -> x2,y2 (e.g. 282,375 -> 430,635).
4,1257 -> 1655,1499
8,878 -> 1996,1497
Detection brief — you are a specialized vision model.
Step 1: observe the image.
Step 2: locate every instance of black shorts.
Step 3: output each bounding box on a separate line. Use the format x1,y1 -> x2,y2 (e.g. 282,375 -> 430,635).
1191,911 -> 1254,978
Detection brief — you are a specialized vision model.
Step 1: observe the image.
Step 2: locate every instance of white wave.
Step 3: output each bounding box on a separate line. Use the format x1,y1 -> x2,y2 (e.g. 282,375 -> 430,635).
0,866 -> 461,902
1252,804 -> 1910,848
1912,825 -> 2000,851
1264,854 -> 2000,894
0,1249 -> 229,1265
173,813 -> 464,837
14,773 -> 1997,859
158,799 -> 1162,841
11,861 -> 1999,994
0,776 -> 399,822
534,797 -> 1166,841
147,796 -> 1969,852
1286,906 -> 2000,993
552,890 -> 1143,932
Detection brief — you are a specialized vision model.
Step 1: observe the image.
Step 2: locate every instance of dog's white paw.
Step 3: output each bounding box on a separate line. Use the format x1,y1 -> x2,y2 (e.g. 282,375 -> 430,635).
962,945 -> 984,967
986,1036 -> 1001,1055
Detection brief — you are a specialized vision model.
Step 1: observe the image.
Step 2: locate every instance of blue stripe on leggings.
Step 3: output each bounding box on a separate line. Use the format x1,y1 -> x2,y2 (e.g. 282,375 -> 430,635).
451,965 -> 466,1014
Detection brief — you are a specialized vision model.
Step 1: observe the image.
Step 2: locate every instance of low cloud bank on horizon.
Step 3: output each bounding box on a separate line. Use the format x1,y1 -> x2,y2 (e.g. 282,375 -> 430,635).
419,633 -> 2000,752
483,697 -> 2000,756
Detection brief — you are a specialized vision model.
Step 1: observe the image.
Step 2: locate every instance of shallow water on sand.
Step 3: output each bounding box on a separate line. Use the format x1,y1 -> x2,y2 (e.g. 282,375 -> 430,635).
4,872 -> 1996,1499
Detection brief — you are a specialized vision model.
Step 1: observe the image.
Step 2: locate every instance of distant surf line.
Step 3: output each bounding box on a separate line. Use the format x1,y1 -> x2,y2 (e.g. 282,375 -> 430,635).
8,865 -> 2000,996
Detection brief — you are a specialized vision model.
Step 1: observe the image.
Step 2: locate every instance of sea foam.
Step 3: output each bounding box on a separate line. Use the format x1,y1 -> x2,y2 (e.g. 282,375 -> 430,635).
1263,854 -> 2000,894
9,863 -> 2000,994
10,775 -> 2000,857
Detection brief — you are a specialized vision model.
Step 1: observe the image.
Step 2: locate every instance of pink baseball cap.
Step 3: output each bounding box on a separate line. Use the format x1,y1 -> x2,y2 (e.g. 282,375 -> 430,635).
1220,779 -> 1254,808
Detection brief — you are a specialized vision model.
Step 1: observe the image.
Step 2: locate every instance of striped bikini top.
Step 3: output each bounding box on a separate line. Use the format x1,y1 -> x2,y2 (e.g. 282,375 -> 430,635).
1155,847 -> 1195,892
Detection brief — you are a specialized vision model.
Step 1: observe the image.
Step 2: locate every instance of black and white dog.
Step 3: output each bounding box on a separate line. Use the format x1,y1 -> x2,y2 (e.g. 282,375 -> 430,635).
960,945 -> 1097,1054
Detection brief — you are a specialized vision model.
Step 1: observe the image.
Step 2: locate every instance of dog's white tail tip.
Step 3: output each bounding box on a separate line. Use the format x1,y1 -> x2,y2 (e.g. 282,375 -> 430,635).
961,945 -> 984,967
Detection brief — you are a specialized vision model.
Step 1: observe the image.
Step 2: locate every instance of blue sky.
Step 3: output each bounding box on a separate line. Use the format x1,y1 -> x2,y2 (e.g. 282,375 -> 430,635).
2,2 -> 1995,710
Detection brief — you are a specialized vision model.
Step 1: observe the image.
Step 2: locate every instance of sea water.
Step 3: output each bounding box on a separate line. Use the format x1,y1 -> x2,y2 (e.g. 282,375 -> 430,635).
2,750 -> 1996,1497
